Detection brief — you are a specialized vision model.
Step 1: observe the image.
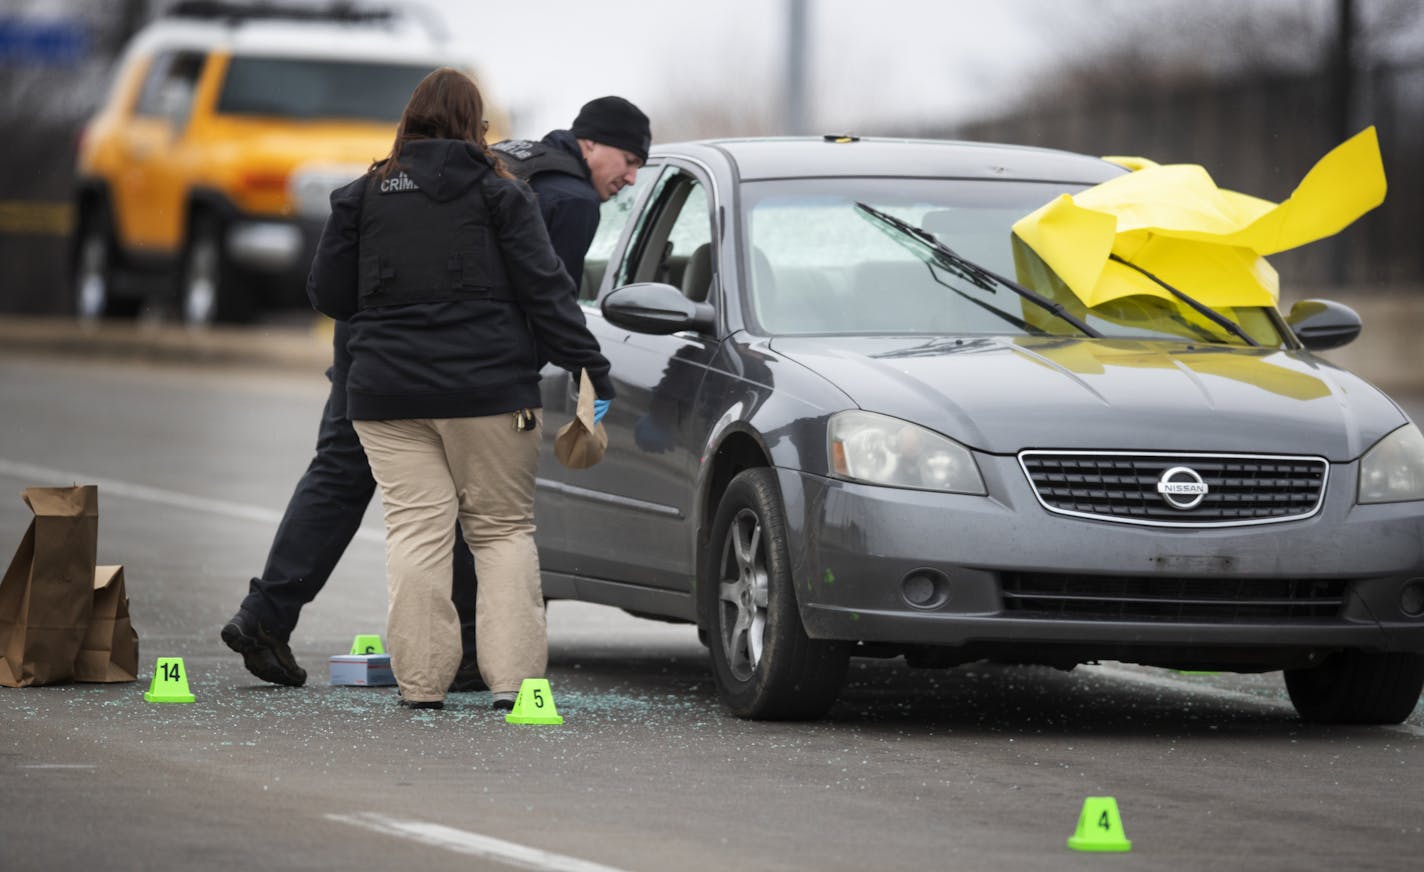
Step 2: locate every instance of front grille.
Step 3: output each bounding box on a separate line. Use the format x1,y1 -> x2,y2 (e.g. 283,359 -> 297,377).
1018,451 -> 1328,527
1002,573 -> 1348,622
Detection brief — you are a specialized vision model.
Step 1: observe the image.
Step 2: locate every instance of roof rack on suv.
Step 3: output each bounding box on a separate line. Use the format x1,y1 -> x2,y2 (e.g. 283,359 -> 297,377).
164,1 -> 396,26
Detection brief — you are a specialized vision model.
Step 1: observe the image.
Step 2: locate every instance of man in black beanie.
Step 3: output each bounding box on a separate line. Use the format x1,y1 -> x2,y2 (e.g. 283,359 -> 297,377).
221,95 -> 650,692
493,95 -> 651,292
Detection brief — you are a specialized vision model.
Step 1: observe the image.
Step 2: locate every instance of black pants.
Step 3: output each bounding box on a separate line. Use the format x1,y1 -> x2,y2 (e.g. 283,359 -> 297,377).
237,374 -> 477,653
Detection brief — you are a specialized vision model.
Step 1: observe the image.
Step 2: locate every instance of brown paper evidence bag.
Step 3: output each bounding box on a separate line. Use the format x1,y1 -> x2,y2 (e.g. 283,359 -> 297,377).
0,485 -> 139,687
554,368 -> 608,470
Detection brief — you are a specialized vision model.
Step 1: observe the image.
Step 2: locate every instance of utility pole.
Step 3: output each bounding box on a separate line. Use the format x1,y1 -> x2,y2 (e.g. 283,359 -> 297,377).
1328,0 -> 1355,285
785,0 -> 810,135
1329,0 -> 1355,144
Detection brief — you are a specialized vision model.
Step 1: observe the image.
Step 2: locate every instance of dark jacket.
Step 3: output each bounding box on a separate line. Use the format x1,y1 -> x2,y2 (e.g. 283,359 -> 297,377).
308,138 -> 613,421
522,130 -> 601,291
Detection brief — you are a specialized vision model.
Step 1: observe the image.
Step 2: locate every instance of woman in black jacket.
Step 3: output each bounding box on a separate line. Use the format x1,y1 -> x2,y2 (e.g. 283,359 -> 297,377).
308,68 -> 614,710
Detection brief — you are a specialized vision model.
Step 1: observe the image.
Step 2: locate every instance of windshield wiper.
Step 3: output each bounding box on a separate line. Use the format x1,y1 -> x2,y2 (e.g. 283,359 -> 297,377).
1107,254 -> 1260,347
919,258 -> 1040,333
853,202 -> 1100,338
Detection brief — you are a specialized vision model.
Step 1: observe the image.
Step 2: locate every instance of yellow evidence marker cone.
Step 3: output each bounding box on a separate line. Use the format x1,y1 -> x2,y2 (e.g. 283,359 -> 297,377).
1067,796 -> 1132,852
350,634 -> 384,655
505,677 -> 563,725
144,656 -> 196,704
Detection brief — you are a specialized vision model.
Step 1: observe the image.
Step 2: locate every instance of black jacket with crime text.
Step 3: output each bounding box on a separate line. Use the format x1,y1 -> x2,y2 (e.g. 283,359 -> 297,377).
307,138 -> 614,421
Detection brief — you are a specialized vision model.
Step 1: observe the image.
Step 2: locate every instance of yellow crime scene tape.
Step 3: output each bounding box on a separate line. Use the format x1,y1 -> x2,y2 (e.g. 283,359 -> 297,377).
0,200 -> 73,236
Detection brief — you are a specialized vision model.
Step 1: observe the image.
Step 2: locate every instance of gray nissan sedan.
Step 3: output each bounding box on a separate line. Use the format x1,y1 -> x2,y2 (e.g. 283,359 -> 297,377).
533,136 -> 1424,723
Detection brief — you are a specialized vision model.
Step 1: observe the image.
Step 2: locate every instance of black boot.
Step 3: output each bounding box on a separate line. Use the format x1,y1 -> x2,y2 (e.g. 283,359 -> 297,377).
220,609 -> 307,686
448,654 -> 488,692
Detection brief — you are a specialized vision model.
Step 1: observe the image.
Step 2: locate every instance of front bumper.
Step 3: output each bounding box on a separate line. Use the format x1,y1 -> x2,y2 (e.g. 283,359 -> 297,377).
226,221 -> 305,272
776,455 -> 1424,663
223,215 -> 326,303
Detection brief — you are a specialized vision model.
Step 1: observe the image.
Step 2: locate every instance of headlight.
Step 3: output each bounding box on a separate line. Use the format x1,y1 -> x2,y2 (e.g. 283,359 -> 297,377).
1359,423 -> 1424,504
828,410 -> 985,494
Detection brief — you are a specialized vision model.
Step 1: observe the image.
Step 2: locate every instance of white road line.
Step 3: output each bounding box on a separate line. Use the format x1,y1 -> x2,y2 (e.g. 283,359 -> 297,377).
0,457 -> 382,544
1092,664 -> 1424,737
325,813 -> 631,872
18,763 -> 98,769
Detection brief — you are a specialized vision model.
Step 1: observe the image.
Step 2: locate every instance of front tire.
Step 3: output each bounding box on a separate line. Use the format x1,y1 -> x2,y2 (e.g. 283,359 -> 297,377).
700,468 -> 849,719
180,215 -> 248,325
1284,650 -> 1424,725
72,205 -> 139,321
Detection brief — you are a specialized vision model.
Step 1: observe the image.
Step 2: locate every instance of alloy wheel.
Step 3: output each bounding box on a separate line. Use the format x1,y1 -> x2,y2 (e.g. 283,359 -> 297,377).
183,233 -> 219,326
717,507 -> 770,682
75,229 -> 109,322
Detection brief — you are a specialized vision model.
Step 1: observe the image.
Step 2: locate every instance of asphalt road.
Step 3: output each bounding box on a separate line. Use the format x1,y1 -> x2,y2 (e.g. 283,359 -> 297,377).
1,351 -> 1421,872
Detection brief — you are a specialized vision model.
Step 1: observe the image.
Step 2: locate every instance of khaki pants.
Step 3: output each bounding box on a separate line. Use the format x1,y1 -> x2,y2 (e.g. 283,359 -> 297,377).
353,413 -> 545,702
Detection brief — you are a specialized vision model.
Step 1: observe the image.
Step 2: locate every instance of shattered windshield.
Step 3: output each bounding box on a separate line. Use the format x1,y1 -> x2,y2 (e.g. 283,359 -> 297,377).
739,178 -> 1285,345
852,201 -> 1097,338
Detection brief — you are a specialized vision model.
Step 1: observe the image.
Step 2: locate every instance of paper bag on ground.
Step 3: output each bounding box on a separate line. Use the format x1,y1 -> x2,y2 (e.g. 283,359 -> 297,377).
74,565 -> 139,683
0,485 -> 99,687
554,368 -> 608,469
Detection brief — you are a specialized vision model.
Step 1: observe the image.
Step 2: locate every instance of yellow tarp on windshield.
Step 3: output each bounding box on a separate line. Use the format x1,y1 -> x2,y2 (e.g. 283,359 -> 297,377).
1011,127 -> 1386,309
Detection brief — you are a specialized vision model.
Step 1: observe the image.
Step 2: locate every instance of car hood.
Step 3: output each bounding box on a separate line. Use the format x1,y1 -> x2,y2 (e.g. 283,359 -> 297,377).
768,335 -> 1407,459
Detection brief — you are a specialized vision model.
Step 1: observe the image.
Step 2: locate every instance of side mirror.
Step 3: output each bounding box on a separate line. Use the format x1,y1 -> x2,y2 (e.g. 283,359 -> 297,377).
601,282 -> 715,335
1286,299 -> 1362,351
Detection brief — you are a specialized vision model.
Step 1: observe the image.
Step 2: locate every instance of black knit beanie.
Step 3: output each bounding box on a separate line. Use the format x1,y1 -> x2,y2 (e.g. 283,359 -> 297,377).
571,96 -> 651,163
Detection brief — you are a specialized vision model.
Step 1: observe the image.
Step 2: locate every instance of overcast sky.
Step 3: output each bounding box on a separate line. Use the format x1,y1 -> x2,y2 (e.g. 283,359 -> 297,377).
426,0 -> 1424,143
8,0 -> 1415,136
433,0 -> 1060,140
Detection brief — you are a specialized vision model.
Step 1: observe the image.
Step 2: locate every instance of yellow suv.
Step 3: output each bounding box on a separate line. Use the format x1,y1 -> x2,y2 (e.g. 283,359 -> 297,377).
72,2 -> 479,324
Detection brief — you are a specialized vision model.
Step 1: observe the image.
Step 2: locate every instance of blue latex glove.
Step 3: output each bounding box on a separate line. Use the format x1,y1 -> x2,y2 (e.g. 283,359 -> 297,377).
593,398 -> 611,425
